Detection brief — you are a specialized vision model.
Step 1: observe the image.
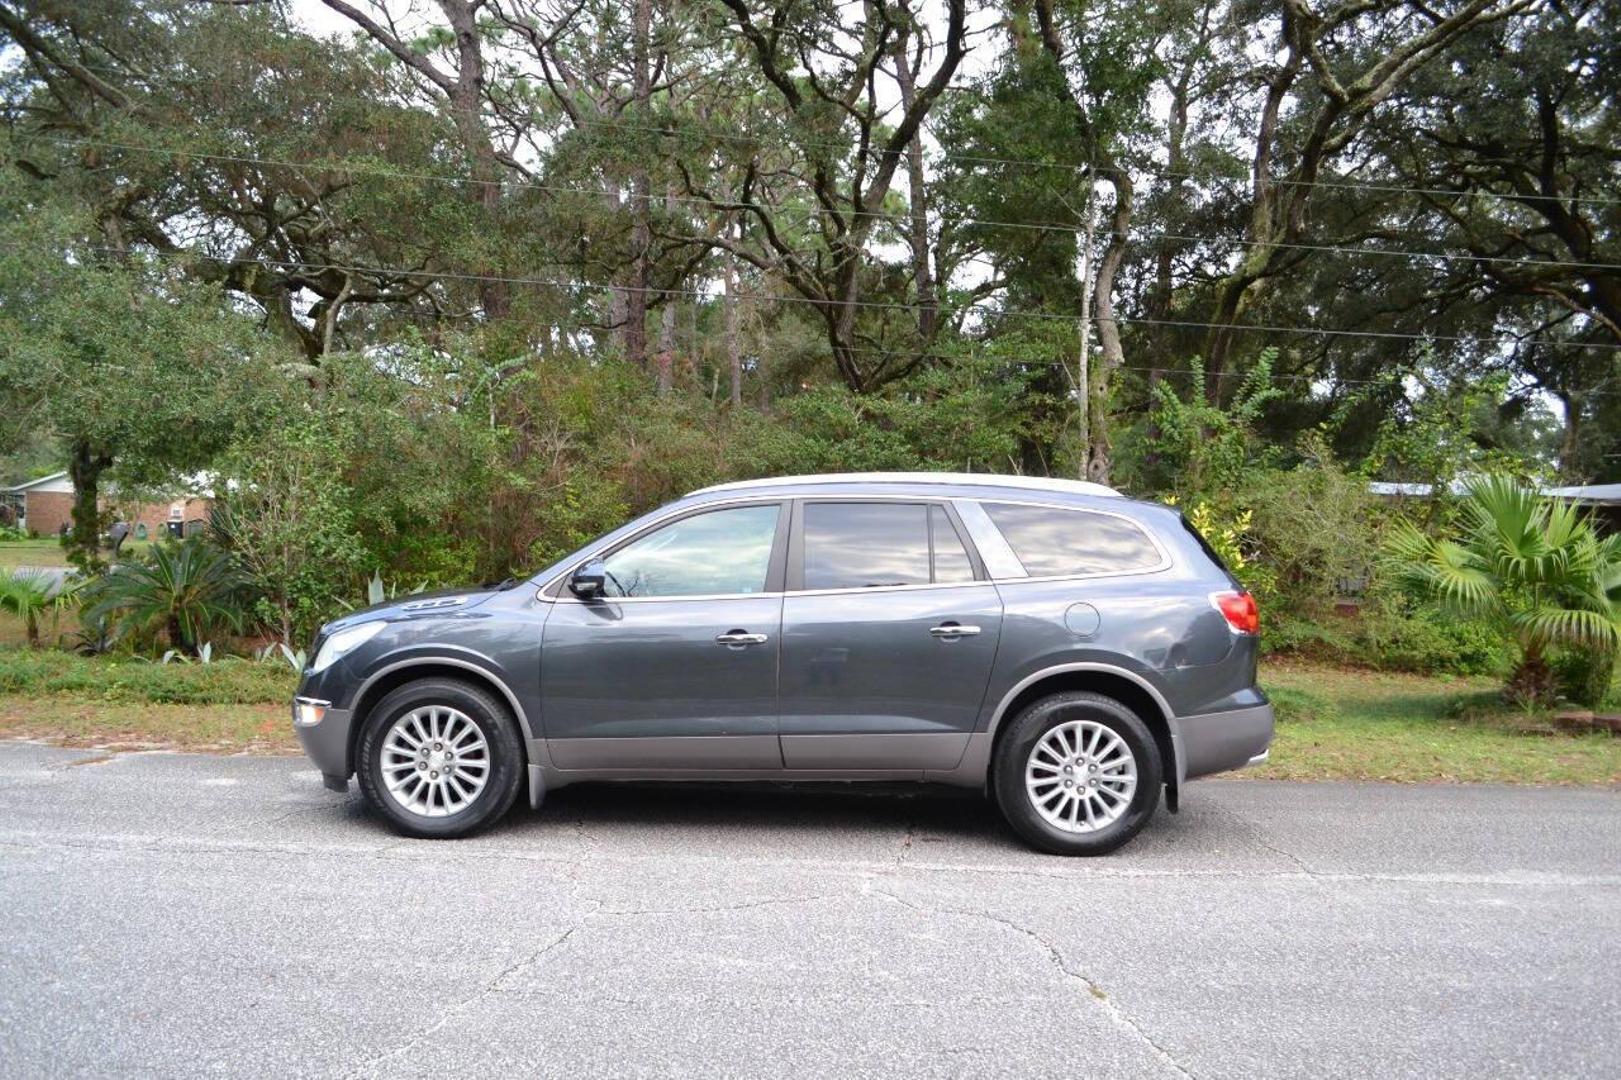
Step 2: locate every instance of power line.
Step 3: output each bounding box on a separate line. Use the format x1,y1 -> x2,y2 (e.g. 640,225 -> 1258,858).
39,137 -> 1621,274
54,243 -> 1621,354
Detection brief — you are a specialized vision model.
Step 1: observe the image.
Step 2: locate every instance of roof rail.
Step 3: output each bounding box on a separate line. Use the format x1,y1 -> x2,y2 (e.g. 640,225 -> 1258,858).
689,471 -> 1122,498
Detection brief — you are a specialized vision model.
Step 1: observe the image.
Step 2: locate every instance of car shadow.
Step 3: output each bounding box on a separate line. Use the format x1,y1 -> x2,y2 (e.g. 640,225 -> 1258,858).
487,780 -> 1010,846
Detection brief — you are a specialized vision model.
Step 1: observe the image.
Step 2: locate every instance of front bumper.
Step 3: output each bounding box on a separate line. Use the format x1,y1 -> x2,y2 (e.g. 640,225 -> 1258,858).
1176,702 -> 1275,782
293,696 -> 355,789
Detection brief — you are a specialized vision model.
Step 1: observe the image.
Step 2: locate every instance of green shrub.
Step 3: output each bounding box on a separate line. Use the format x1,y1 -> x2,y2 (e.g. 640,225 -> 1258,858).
1361,604 -> 1510,677
82,537 -> 250,655
1552,648 -> 1617,710
0,648 -> 294,704
1264,602 -> 1509,677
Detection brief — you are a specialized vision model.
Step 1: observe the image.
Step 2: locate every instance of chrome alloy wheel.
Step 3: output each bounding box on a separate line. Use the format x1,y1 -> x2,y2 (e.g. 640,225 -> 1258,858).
380,706 -> 491,818
1024,719 -> 1138,833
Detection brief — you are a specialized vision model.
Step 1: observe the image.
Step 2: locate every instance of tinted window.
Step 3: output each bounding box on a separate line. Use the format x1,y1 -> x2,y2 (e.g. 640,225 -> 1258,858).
982,503 -> 1161,577
601,504 -> 779,597
930,506 -> 975,583
803,503 -> 930,589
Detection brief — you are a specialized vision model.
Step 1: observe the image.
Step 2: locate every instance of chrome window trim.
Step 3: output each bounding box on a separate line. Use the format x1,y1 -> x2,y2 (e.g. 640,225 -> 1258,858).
783,578 -> 999,599
542,491 -> 1173,603
551,591 -> 787,606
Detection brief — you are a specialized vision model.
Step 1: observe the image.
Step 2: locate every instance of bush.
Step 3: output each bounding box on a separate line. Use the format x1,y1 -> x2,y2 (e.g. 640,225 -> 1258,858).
82,537 -> 250,655
1265,601 -> 1510,677
0,647 -> 294,704
1552,648 -> 1617,709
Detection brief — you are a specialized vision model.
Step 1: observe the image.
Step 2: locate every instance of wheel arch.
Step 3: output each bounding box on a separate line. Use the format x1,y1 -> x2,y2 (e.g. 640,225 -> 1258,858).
985,663 -> 1182,812
347,657 -> 535,779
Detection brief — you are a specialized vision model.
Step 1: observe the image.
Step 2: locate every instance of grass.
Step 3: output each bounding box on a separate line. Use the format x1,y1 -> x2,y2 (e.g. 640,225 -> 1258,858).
0,539 -> 70,569
0,697 -> 296,753
0,538 -> 157,568
0,637 -> 1614,782
1255,662 -> 1621,785
0,647 -> 297,704
0,640 -> 298,752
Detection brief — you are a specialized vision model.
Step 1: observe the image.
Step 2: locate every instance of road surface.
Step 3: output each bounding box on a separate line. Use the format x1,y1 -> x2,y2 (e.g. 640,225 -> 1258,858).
0,742 -> 1617,1077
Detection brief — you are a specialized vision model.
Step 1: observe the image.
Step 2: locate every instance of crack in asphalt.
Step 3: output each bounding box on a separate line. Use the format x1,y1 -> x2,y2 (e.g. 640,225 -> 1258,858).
589,894 -> 840,918
871,888 -> 1196,1078
339,925 -> 582,1080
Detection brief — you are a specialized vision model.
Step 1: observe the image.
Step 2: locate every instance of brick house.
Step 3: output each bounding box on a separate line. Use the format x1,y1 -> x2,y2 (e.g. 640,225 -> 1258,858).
3,471 -> 213,541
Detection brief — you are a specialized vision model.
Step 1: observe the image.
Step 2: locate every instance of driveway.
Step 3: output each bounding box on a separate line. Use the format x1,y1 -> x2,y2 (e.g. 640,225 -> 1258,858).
0,742 -> 1616,1078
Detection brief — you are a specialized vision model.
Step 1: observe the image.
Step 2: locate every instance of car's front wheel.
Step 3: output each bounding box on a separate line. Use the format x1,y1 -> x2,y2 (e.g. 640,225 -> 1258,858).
994,691 -> 1161,855
356,678 -> 524,839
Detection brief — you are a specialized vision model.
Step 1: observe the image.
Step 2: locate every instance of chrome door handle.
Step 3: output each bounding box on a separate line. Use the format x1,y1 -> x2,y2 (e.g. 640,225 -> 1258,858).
929,623 -> 981,639
715,631 -> 769,647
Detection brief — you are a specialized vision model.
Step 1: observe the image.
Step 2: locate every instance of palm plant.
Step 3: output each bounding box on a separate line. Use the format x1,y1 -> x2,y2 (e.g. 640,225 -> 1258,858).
83,537 -> 250,655
1386,476 -> 1621,706
0,570 -> 81,648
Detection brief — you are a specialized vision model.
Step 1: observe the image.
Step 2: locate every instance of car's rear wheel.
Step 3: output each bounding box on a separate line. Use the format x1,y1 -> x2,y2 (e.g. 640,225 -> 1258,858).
356,678 -> 524,839
994,692 -> 1161,855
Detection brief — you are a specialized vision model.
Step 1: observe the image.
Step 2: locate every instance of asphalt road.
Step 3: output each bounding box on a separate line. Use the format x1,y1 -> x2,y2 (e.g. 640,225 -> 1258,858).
1,742 -> 1617,1079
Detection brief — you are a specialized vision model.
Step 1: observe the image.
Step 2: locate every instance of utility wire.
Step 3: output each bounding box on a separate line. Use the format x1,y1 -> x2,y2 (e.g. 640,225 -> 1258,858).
39,137 -> 1621,274
56,243 -> 1621,354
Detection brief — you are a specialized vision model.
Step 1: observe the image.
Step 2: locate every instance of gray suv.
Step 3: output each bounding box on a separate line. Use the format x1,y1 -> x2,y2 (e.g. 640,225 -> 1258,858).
292,473 -> 1273,855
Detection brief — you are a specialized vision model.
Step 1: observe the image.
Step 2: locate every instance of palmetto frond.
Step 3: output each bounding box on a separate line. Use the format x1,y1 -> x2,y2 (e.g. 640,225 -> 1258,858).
1387,476 -> 1621,687
1510,605 -> 1621,652
1384,522 -> 1497,614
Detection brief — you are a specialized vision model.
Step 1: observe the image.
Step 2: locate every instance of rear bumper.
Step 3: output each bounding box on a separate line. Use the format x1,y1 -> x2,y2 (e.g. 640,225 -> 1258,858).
1176,702 -> 1275,782
292,697 -> 355,787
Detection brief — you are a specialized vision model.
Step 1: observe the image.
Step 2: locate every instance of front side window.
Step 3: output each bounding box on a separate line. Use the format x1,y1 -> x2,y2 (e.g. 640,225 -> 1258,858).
982,502 -> 1162,577
600,504 -> 780,597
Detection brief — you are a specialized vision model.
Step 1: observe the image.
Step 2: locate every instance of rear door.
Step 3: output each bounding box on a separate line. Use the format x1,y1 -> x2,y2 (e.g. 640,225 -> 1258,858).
778,499 -> 1003,771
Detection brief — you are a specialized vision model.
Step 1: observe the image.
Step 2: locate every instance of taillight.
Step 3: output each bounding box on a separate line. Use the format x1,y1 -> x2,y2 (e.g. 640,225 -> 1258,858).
1211,590 -> 1259,635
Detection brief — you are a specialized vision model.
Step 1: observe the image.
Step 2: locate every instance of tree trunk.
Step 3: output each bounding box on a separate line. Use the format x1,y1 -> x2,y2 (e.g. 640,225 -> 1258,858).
725,236 -> 742,407
66,440 -> 111,572
1556,391 -> 1583,480
893,28 -> 937,347
1086,170 -> 1133,486
625,0 -> 653,370
655,183 -> 678,392
439,0 -> 509,322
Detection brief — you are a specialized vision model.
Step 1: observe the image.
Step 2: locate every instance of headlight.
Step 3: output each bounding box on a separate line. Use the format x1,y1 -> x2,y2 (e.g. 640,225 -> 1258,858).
311,621 -> 386,673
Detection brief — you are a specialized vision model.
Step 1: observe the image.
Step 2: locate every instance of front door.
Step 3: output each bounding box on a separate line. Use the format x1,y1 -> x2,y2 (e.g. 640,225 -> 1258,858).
779,500 -> 1003,771
541,501 -> 787,770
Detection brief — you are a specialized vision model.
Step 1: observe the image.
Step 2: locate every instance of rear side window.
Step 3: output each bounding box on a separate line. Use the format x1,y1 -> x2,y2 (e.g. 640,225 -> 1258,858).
801,502 -> 979,589
803,503 -> 931,589
981,503 -> 1162,577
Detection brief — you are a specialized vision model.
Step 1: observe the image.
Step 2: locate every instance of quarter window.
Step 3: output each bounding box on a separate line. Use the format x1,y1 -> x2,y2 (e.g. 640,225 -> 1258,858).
931,506 -> 975,583
599,504 -> 780,597
982,503 -> 1161,577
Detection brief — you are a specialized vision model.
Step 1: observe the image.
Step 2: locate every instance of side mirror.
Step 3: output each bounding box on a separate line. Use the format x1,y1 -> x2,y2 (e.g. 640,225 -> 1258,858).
569,560 -> 608,600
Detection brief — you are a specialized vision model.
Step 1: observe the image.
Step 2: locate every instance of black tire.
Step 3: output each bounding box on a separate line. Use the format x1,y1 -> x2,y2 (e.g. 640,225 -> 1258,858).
356,678 -> 525,839
993,692 -> 1162,856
